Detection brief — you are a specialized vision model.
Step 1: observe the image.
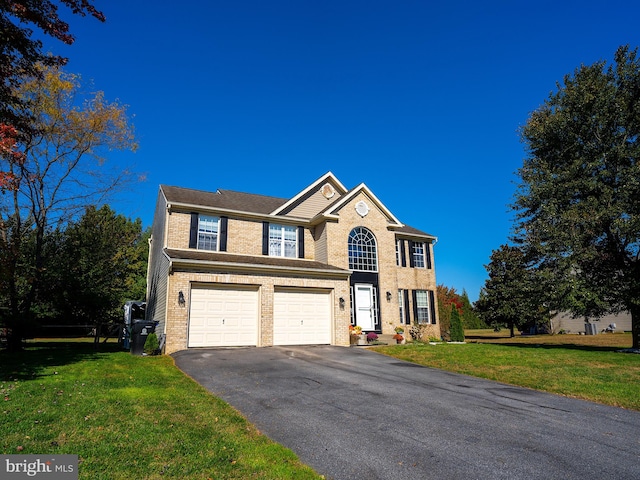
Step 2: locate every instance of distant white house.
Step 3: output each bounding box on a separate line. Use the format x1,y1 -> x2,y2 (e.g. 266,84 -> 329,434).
551,311 -> 632,334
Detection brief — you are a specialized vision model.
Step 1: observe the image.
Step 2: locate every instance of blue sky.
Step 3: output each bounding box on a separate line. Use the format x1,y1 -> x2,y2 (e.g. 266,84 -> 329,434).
48,0 -> 640,301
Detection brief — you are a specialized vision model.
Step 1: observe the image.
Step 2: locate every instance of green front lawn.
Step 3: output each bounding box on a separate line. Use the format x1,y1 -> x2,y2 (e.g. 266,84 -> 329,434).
373,332 -> 640,410
1,341 -> 321,479
3,333 -> 637,480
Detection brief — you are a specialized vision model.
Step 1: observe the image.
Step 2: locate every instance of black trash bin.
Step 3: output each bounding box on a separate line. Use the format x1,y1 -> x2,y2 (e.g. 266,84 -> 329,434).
130,320 -> 157,355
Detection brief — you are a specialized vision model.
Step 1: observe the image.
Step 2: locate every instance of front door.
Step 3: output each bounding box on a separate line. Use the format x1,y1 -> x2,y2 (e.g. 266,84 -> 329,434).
354,284 -> 376,330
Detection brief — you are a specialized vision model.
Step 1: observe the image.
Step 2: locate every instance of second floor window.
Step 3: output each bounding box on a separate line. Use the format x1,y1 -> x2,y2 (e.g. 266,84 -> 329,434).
198,215 -> 219,251
412,242 -> 428,268
396,239 -> 407,267
348,227 -> 378,271
269,224 -> 297,257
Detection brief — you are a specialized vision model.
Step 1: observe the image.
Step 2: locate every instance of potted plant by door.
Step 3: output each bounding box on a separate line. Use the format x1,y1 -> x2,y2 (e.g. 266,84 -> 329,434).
392,333 -> 404,344
349,325 -> 358,345
350,325 -> 367,345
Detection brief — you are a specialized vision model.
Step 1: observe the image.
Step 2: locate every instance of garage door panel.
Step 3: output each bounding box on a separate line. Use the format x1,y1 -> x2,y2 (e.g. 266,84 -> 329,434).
274,291 -> 331,345
189,287 -> 258,347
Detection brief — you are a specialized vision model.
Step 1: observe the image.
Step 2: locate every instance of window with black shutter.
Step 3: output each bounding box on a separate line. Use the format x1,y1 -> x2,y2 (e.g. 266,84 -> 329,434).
429,290 -> 436,324
219,216 -> 228,252
263,222 -> 301,258
396,239 -> 407,267
297,226 -> 305,259
189,213 -> 226,251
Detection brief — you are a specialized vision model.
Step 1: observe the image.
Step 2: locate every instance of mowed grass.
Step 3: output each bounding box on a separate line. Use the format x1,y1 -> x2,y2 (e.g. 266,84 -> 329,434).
0,340 -> 321,480
373,331 -> 640,410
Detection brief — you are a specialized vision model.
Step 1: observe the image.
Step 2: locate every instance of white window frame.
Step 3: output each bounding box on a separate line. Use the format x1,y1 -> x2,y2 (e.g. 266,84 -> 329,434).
412,242 -> 427,268
398,289 -> 406,324
415,290 -> 430,324
269,224 -> 297,258
197,215 -> 219,251
348,227 -> 378,272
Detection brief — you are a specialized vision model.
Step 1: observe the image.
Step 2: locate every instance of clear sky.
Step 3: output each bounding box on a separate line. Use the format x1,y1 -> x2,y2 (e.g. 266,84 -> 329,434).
47,0 -> 640,302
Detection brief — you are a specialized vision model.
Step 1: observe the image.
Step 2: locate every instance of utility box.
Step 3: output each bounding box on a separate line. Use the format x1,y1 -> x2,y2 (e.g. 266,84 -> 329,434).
122,301 -> 146,349
584,323 -> 598,335
130,320 -> 156,355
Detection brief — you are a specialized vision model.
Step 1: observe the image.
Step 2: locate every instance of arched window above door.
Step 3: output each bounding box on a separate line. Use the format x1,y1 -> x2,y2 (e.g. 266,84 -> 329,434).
348,227 -> 378,271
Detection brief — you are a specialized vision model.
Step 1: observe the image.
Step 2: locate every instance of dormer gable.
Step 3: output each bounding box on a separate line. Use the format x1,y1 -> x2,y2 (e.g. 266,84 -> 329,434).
271,172 -> 348,219
311,182 -> 404,228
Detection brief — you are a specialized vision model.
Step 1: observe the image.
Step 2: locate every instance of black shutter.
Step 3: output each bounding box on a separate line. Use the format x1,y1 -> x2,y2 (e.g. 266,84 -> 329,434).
411,290 -> 418,324
262,222 -> 269,255
298,226 -> 305,258
429,290 -> 436,324
408,241 -> 415,268
189,213 -> 198,248
403,289 -> 410,325
426,242 -> 432,269
400,239 -> 406,267
219,216 -> 228,252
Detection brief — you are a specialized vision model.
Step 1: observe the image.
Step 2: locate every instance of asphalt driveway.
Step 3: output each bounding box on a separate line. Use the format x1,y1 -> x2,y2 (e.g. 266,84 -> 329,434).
173,345 -> 640,480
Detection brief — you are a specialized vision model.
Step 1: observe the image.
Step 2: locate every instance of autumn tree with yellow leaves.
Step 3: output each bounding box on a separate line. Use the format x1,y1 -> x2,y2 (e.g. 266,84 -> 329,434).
0,66 -> 137,350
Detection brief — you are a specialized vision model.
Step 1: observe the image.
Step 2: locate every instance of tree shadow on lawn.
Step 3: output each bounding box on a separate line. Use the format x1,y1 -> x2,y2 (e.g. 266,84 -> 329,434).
0,339 -> 123,382
469,341 -> 626,353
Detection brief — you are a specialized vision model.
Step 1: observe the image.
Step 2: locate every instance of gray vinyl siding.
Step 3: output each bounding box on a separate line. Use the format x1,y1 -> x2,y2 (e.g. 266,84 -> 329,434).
146,256 -> 169,334
314,223 -> 328,264
146,190 -> 170,331
286,188 -> 344,219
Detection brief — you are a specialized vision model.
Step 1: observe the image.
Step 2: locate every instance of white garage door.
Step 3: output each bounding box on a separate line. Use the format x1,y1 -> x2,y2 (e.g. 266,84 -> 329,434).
188,286 -> 258,347
274,290 -> 331,345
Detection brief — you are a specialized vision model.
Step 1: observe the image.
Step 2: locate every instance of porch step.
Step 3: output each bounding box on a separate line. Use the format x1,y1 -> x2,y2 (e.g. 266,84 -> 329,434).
352,333 -> 403,346
375,334 -> 396,344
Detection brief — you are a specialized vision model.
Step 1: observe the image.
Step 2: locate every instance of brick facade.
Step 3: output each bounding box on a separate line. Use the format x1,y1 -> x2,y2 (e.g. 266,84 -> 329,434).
146,173 -> 439,354
163,271 -> 350,353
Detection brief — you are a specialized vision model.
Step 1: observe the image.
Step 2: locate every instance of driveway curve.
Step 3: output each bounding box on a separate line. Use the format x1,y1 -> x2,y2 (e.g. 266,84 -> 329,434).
173,345 -> 640,480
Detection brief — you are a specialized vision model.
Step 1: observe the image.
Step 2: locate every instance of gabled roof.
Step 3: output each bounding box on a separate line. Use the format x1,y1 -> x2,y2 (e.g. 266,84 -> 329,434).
161,185 -> 287,215
271,171 -> 348,216
314,182 -> 404,227
160,175 -> 436,239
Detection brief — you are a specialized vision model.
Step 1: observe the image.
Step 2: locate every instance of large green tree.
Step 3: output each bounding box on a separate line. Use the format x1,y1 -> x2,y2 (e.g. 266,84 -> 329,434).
436,284 -> 460,340
437,285 -> 486,339
3,205 -> 148,334
475,245 -> 545,337
449,304 -> 465,342
513,45 -> 640,349
460,289 -> 485,329
57,205 -> 149,326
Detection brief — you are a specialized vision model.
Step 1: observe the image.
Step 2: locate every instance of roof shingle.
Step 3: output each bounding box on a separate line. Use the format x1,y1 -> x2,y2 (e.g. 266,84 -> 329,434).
162,185 -> 287,215
165,248 -> 350,275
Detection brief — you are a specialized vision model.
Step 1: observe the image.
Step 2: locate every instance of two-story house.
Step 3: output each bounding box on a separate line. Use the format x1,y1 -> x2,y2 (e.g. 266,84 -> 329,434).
146,172 -> 439,354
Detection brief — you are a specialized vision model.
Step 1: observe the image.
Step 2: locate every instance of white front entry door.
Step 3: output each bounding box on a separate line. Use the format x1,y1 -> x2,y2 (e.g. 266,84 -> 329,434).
354,284 -> 375,330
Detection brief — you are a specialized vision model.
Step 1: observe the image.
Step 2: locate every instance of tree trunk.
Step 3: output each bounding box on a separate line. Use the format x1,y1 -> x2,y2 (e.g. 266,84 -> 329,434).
631,305 -> 640,351
509,321 -> 515,338
5,317 -> 25,352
